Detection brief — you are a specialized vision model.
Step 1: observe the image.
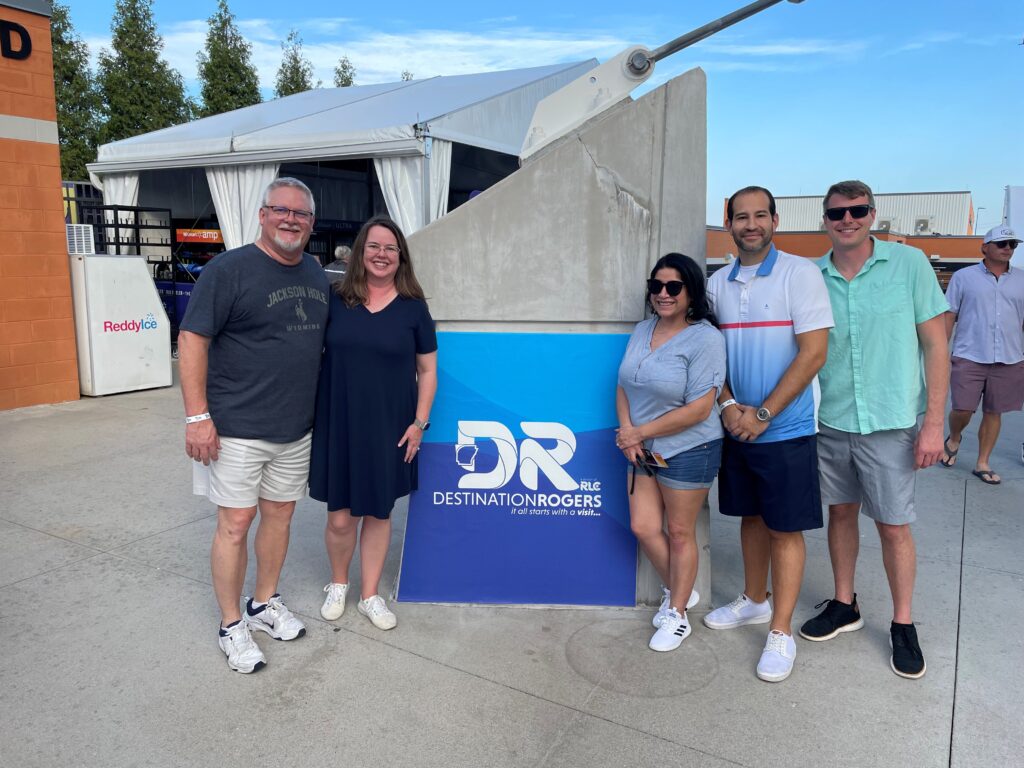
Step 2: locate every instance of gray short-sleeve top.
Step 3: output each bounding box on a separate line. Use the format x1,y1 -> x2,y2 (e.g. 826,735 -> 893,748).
617,317 -> 726,459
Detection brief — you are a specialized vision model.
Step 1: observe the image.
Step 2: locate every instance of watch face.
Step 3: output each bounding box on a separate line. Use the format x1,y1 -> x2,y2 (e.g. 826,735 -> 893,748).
756,407 -> 771,422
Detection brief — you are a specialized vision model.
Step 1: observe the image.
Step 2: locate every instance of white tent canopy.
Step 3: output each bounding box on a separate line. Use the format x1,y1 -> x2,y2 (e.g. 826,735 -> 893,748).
88,61 -> 597,241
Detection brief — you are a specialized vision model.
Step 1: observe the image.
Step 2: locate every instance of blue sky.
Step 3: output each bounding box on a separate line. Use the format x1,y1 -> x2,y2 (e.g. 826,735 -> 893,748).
68,0 -> 1023,229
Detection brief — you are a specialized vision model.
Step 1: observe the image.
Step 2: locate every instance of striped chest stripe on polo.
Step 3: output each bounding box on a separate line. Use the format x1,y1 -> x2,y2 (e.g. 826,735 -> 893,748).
719,320 -> 795,329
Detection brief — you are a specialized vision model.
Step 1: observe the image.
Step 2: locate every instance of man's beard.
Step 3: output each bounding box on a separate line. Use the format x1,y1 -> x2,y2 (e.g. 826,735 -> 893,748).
271,230 -> 306,254
736,231 -> 771,253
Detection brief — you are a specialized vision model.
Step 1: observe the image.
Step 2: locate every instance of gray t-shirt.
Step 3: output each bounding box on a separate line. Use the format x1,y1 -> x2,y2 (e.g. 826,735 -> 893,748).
180,244 -> 330,442
617,317 -> 726,459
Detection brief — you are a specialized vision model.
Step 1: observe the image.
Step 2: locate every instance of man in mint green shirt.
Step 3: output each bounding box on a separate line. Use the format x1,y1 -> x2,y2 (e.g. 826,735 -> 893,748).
799,180 -> 948,681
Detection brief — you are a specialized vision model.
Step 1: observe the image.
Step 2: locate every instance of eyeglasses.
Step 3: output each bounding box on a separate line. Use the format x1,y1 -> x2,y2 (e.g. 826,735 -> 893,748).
263,205 -> 313,223
365,242 -> 400,256
647,279 -> 684,296
825,205 -> 873,222
990,240 -> 1019,250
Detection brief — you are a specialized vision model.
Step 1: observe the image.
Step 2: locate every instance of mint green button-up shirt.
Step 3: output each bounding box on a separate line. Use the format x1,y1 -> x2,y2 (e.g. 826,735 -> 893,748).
817,238 -> 948,434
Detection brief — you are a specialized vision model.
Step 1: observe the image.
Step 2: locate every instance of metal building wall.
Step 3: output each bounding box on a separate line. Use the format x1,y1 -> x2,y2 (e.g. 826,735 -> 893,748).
772,192 -> 973,235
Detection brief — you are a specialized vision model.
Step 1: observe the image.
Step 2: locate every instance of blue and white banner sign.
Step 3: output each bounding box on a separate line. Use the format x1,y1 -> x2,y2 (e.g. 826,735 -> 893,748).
398,332 -> 637,606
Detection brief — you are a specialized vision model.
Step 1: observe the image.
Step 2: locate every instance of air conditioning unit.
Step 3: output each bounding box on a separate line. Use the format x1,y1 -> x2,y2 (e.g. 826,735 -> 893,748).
877,220 -> 893,233
914,218 -> 931,234
66,224 -> 96,255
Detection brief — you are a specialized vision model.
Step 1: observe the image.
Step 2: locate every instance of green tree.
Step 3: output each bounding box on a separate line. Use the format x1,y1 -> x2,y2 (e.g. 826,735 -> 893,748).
275,30 -> 320,97
401,70 -> 414,81
96,0 -> 193,144
197,0 -> 261,118
51,2 -> 101,179
333,55 -> 356,87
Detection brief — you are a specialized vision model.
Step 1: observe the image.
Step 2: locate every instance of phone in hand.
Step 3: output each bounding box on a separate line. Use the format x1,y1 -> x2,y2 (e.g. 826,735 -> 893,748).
639,448 -> 669,469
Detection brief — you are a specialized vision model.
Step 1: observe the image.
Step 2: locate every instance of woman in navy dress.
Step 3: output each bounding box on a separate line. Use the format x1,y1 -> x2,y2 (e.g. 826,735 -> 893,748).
310,216 -> 437,630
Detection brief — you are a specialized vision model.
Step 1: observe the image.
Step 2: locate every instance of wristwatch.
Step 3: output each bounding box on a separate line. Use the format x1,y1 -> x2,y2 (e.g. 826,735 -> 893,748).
755,406 -> 773,423
718,398 -> 738,415
413,417 -> 431,431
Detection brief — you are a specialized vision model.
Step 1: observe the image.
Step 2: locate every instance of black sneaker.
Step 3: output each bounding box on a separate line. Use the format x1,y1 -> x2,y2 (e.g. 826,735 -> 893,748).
799,595 -> 865,641
890,622 -> 926,679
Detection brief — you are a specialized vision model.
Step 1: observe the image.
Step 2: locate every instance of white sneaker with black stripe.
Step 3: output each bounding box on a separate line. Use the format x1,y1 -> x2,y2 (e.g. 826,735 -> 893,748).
246,594 -> 306,640
653,586 -> 700,627
649,608 -> 691,651
218,620 -> 266,673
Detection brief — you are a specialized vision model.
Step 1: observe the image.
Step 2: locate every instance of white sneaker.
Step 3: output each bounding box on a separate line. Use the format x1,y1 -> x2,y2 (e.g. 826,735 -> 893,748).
703,593 -> 772,629
756,630 -> 796,682
649,608 -> 691,652
320,583 -> 349,620
357,595 -> 397,630
246,594 -> 306,640
653,586 -> 700,627
218,621 -> 266,674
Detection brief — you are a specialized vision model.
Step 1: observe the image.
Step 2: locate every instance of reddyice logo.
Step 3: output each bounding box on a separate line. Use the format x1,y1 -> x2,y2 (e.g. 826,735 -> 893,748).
455,421 -> 579,491
103,313 -> 158,333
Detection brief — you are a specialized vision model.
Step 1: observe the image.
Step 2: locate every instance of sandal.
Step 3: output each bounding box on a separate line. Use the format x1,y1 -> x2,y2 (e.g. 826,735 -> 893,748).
971,469 -> 1001,486
940,436 -> 958,468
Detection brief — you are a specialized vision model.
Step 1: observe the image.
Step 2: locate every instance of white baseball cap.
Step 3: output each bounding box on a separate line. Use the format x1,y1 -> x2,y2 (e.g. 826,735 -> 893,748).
983,224 -> 1020,245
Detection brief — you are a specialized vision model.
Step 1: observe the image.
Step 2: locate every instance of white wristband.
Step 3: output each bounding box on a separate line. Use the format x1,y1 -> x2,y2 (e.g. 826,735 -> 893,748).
185,412 -> 212,424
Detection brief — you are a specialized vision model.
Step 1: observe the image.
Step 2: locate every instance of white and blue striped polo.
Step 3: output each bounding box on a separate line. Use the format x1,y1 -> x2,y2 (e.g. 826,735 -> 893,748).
707,246 -> 834,443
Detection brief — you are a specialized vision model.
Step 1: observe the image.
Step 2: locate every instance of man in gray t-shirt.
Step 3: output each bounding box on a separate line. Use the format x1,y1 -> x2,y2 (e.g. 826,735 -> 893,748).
178,177 -> 329,674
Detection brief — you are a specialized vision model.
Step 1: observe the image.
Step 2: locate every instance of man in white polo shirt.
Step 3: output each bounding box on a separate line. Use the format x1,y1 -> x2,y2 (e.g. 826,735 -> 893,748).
940,225 -> 1024,485
704,186 -> 833,683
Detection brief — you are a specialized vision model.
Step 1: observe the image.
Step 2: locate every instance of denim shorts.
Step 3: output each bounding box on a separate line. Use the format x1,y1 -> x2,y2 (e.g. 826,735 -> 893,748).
650,439 -> 723,490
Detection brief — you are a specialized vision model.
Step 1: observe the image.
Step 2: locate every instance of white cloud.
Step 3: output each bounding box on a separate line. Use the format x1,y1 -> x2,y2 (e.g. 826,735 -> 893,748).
700,39 -> 868,57
80,17 -> 874,98
86,20 -> 630,94
890,31 -> 961,54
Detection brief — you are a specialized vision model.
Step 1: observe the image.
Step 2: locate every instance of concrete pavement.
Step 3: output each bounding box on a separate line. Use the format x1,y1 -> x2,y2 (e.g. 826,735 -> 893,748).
1,372 -> 1021,768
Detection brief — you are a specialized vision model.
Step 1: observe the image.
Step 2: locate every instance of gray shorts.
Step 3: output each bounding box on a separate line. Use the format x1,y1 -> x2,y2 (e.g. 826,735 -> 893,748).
817,424 -> 916,525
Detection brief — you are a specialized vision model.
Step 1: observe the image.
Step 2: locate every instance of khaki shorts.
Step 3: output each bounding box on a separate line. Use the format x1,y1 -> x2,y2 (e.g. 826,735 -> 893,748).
192,432 -> 312,509
817,424 -> 916,525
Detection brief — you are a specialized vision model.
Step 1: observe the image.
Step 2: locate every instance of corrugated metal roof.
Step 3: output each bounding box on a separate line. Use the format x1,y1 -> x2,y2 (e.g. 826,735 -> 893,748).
772,192 -> 974,235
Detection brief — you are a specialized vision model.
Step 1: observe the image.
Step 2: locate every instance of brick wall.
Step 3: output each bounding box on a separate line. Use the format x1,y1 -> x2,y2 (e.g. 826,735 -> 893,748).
0,5 -> 79,410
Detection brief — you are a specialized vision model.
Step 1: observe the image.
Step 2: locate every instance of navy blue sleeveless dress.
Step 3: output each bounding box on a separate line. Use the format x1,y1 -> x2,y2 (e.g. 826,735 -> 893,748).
309,293 -> 437,518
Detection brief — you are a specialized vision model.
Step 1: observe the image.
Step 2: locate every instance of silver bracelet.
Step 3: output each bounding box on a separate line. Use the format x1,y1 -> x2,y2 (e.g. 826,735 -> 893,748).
185,412 -> 212,424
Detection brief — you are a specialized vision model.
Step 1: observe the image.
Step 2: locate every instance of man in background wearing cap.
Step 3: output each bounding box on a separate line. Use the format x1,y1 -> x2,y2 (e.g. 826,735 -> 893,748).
940,225 -> 1024,485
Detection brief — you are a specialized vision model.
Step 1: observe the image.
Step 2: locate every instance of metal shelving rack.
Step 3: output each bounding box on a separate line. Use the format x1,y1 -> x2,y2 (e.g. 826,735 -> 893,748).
78,204 -> 184,341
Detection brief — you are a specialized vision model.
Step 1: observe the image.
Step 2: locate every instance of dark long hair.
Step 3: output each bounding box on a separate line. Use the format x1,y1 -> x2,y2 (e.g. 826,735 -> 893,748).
649,252 -> 717,326
337,215 -> 426,307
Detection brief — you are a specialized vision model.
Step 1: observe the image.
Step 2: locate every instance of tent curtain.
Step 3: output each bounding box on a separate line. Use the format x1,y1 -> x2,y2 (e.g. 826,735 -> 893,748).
374,155 -> 423,235
93,172 -> 139,253
429,139 -> 452,224
374,138 -> 452,235
205,163 -> 280,251
97,172 -> 140,207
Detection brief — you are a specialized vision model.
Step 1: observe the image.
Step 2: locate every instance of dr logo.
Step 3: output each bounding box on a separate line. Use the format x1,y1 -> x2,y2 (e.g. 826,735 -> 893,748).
455,421 -> 579,491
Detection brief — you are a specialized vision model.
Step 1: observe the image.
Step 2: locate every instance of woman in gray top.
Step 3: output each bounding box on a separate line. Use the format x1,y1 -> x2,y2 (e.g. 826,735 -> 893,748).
616,253 -> 726,653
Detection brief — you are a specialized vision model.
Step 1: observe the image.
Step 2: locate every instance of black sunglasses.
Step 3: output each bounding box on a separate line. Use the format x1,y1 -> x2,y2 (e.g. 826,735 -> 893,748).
647,279 -> 684,296
991,240 -> 1020,249
825,204 -> 873,222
